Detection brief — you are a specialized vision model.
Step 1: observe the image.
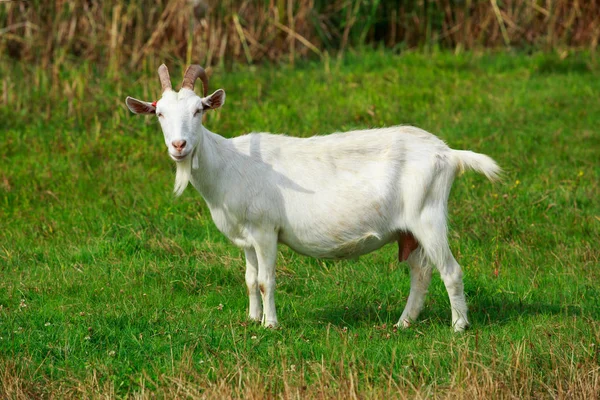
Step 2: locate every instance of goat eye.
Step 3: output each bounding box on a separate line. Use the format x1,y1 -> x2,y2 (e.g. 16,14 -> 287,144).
193,109 -> 201,117
157,113 -> 164,118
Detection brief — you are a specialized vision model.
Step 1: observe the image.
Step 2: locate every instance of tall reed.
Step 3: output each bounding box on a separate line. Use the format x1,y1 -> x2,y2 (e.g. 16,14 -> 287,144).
0,0 -> 598,72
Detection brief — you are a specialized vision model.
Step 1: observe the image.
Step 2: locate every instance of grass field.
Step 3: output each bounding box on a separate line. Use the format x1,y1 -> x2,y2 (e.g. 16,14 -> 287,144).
1,50 -> 599,398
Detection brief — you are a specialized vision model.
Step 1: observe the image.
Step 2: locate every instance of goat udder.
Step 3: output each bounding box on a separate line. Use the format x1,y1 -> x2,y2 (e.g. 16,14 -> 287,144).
398,232 -> 419,262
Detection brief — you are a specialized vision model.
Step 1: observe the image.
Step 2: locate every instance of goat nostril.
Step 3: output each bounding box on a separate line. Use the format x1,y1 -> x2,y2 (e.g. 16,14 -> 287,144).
172,140 -> 186,152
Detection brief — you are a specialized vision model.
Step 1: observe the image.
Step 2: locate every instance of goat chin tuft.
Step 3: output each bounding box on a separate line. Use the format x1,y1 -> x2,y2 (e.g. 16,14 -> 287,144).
174,157 -> 192,196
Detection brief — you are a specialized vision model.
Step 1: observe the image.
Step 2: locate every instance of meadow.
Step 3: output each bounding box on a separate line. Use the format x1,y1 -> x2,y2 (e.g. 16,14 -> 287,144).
0,50 -> 599,398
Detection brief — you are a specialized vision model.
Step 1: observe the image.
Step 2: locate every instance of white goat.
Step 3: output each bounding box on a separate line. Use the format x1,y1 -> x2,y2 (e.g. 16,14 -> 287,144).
125,64 -> 500,332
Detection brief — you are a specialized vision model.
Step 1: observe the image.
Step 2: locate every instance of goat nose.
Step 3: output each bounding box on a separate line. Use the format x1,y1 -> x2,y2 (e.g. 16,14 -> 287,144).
172,140 -> 187,152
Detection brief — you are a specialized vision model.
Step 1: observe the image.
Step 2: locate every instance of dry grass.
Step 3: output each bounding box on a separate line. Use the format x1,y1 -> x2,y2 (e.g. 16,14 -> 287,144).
2,342 -> 599,399
1,0 -> 599,71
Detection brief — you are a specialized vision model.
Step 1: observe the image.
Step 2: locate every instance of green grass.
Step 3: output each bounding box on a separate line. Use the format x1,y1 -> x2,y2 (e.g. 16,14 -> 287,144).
1,50 -> 599,398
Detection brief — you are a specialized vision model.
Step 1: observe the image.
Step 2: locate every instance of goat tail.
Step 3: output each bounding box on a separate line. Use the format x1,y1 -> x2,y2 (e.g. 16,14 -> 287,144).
452,150 -> 502,182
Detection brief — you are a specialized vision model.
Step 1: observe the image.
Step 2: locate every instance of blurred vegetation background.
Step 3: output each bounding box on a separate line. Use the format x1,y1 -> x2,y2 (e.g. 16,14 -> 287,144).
1,0 -> 598,73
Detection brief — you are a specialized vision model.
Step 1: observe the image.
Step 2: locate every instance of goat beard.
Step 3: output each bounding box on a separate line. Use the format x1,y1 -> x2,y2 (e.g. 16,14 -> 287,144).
174,156 -> 192,197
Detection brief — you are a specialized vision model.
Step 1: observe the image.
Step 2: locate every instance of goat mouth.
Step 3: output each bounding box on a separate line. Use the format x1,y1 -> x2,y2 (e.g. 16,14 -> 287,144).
170,153 -> 189,162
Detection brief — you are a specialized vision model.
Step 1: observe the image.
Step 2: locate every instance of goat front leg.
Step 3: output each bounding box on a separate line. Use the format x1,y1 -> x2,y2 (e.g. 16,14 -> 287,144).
253,231 -> 279,328
244,248 -> 262,322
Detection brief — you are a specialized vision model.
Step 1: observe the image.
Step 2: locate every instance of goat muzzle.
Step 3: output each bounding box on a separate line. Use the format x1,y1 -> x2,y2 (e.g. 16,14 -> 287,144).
172,140 -> 187,153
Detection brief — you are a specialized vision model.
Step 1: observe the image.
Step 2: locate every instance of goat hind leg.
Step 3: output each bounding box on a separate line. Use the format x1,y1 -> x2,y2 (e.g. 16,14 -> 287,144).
439,252 -> 469,332
410,207 -> 469,332
395,248 -> 432,328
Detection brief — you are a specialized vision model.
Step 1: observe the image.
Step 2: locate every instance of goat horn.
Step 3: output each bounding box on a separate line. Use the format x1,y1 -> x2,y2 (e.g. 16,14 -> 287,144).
181,65 -> 208,97
158,64 -> 172,93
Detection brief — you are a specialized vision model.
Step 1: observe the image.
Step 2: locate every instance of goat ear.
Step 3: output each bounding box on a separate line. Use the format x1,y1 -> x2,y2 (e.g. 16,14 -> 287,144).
201,89 -> 225,110
125,96 -> 156,114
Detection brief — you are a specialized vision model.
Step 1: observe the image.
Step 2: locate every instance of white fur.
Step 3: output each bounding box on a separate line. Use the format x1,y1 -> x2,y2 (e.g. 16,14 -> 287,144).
126,86 -> 500,332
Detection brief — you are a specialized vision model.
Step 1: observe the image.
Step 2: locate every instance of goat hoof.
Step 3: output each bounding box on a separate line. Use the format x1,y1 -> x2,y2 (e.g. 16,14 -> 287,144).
453,318 -> 470,332
248,315 -> 262,323
393,319 -> 411,329
263,320 -> 279,329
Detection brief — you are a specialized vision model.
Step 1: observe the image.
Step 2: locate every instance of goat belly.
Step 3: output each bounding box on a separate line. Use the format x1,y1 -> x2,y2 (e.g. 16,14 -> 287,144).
279,230 -> 395,260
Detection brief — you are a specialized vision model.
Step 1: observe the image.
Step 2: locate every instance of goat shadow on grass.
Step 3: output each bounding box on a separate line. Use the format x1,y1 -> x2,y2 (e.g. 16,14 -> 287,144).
310,279 -> 598,329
